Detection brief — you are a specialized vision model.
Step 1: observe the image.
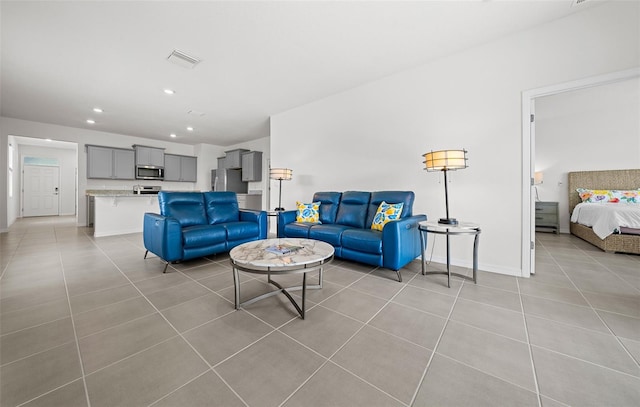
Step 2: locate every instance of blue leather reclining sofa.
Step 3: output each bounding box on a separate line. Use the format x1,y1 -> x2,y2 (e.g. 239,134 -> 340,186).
278,191 -> 426,281
143,191 -> 267,272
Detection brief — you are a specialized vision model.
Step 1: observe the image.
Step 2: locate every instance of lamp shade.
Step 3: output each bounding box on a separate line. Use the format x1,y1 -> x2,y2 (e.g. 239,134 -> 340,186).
534,171 -> 544,185
423,149 -> 467,172
270,168 -> 292,181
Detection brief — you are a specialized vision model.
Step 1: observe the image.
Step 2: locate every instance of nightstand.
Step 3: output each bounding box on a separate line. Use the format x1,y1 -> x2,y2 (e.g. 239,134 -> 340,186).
535,201 -> 559,234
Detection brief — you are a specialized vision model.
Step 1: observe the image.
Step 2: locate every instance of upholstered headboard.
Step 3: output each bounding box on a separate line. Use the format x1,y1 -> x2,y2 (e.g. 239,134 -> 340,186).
567,169 -> 640,214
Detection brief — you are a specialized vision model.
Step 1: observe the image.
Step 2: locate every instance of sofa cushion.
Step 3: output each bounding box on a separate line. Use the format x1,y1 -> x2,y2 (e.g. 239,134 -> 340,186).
182,224 -> 227,249
334,191 -> 370,228
224,221 -> 260,241
296,201 -> 321,223
283,222 -> 313,238
366,191 -> 414,228
371,201 -> 404,231
204,192 -> 240,224
312,192 -> 342,224
309,224 -> 353,246
158,191 -> 207,227
342,229 -> 383,254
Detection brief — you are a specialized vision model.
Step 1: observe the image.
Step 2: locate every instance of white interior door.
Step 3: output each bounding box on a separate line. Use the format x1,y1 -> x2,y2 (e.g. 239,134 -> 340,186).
23,165 -> 60,217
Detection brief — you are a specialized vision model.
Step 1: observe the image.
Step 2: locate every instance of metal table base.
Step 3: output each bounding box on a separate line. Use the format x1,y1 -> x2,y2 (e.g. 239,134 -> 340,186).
419,221 -> 480,288
232,261 -> 328,319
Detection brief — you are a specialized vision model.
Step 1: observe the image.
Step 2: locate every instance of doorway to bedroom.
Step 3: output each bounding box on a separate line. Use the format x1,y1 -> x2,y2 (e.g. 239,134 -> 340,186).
522,68 -> 640,277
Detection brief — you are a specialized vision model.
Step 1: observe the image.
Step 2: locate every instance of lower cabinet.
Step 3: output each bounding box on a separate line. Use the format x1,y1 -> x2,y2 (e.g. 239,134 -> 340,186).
164,154 -> 197,182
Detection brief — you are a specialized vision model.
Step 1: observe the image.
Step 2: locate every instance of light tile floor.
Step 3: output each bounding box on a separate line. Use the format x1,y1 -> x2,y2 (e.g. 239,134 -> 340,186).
1,217 -> 639,406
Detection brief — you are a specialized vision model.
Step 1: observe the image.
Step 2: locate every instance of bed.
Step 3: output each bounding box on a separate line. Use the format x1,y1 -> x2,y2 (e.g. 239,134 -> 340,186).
568,169 -> 640,254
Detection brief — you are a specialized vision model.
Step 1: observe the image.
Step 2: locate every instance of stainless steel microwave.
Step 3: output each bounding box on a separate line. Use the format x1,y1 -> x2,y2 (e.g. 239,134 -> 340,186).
136,165 -> 164,180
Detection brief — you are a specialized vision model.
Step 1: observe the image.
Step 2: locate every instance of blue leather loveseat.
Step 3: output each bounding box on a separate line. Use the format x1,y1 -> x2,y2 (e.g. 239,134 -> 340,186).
143,191 -> 267,272
277,191 -> 426,281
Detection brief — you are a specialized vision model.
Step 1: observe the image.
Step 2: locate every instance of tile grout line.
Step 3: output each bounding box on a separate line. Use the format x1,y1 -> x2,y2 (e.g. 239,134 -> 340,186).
84,236 -> 252,407
516,275 -> 543,407
408,273 -> 464,406
547,243 -> 640,370
279,268 -> 423,407
56,225 -> 93,407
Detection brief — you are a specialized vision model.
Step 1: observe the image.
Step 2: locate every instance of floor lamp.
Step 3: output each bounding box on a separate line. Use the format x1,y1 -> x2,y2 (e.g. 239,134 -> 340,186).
270,168 -> 292,211
423,149 -> 468,225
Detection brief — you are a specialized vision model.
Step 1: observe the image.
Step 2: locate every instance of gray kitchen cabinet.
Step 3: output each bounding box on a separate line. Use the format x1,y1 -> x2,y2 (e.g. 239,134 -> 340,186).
133,145 -> 164,167
224,149 -> 249,169
241,151 -> 262,181
164,153 -> 197,182
87,145 -> 135,180
217,156 -> 227,169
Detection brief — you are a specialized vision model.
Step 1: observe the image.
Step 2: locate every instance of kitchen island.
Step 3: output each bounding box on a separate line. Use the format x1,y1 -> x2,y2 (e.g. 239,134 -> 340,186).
86,190 -> 159,237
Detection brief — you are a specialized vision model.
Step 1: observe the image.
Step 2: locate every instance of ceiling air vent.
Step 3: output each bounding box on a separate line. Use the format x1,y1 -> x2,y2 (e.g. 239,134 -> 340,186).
571,0 -> 591,7
167,49 -> 201,69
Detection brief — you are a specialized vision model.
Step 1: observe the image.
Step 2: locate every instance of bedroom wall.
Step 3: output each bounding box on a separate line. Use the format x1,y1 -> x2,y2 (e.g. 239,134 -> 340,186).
535,77 -> 640,233
270,1 -> 640,276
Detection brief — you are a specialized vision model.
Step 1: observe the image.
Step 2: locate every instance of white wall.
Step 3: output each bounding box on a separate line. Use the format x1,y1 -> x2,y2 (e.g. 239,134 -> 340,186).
271,2 -> 640,276
18,144 -> 78,216
535,77 -> 640,232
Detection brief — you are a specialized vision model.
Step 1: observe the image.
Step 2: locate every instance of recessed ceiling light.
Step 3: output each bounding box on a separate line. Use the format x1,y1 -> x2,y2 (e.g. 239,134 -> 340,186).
86,119 -> 95,124
186,126 -> 194,131
170,133 -> 177,138
164,89 -> 175,95
93,107 -> 103,113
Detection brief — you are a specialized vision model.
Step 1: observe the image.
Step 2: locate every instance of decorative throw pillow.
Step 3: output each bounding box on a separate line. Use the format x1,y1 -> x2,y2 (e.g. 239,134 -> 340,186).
296,201 -> 321,223
371,201 -> 404,231
577,188 -> 639,204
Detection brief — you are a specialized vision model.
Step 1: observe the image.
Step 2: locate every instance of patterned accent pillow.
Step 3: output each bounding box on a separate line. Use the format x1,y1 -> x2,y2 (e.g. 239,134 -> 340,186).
577,188 -> 639,204
371,201 -> 404,231
296,201 -> 321,223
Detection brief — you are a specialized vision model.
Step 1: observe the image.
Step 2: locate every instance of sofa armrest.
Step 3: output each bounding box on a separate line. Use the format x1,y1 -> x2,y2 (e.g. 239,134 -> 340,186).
240,210 -> 268,239
276,210 -> 297,237
143,213 -> 184,262
381,214 -> 427,271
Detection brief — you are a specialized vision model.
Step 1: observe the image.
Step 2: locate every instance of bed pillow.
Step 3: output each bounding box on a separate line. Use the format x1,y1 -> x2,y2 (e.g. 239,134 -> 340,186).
371,201 -> 404,231
296,201 -> 321,223
577,188 -> 639,204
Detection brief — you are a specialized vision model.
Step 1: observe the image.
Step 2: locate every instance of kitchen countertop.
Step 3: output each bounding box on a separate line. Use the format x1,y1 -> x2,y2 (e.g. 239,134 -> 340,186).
86,190 -> 157,197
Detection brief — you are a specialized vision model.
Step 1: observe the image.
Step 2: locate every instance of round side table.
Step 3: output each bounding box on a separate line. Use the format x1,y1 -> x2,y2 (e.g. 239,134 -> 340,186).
419,220 -> 481,288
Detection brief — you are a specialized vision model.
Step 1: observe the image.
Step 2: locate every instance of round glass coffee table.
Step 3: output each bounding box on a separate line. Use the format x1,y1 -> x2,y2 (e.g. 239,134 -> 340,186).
229,238 -> 334,319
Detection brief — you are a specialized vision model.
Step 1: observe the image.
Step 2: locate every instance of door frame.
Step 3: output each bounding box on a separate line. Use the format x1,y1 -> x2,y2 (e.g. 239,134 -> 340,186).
520,67 -> 640,277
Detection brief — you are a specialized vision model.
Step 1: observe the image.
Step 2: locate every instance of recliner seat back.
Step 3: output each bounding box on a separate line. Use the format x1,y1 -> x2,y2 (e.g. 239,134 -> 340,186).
365,191 -> 415,229
158,192 -> 207,227
204,191 -> 240,224
334,191 -> 371,229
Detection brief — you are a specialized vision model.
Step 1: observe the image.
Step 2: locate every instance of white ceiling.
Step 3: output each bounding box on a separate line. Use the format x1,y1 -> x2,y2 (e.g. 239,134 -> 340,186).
1,0 -> 601,146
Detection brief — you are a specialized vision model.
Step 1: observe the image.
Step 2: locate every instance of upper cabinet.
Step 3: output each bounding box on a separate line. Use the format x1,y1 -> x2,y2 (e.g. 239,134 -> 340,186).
87,145 -> 135,180
224,148 -> 249,169
241,151 -> 262,181
164,154 -> 197,182
133,145 -> 165,167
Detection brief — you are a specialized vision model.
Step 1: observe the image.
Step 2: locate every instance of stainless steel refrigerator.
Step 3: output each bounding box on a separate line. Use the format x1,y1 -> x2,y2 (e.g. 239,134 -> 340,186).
211,169 -> 248,193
